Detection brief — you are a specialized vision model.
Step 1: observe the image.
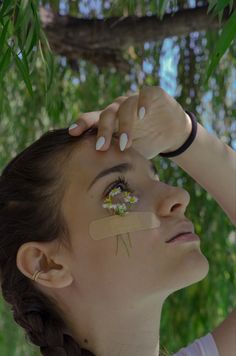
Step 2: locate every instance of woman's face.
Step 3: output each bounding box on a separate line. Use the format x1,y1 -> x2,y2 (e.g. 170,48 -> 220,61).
61,135 -> 209,308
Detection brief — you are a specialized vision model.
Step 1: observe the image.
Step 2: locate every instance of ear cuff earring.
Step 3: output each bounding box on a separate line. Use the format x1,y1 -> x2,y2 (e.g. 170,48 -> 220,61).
32,270 -> 43,282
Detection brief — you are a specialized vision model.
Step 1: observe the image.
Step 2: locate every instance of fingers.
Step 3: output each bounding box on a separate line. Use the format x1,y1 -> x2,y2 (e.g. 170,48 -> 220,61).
69,88 -> 156,153
68,95 -> 127,137
68,110 -> 102,136
116,95 -> 139,150
95,96 -> 127,151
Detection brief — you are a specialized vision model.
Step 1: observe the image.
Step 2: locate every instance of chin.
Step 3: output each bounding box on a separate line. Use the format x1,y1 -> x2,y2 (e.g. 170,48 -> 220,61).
178,253 -> 210,291
165,252 -> 210,295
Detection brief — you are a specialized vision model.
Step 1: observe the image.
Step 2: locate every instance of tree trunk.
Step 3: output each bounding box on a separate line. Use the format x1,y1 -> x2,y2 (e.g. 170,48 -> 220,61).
39,5 -> 233,72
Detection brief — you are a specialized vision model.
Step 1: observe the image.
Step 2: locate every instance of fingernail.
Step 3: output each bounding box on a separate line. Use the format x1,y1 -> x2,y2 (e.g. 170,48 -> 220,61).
120,133 -> 128,151
69,123 -> 78,131
96,136 -> 106,150
138,106 -> 146,120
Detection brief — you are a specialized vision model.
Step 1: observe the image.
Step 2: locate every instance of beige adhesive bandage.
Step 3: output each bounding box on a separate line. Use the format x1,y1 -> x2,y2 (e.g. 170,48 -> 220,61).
89,211 -> 160,241
89,186 -> 161,257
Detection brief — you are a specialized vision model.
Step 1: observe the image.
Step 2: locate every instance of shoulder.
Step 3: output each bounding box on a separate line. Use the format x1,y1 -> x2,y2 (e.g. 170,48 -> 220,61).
173,333 -> 219,356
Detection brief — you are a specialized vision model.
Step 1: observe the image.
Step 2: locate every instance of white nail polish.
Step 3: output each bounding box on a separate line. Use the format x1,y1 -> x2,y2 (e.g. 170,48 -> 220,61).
69,123 -> 78,130
120,133 -> 128,151
96,136 -> 106,150
138,106 -> 146,120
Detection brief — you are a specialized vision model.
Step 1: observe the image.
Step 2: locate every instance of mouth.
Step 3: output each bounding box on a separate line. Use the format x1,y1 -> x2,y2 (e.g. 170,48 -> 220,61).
166,232 -> 193,243
165,223 -> 194,243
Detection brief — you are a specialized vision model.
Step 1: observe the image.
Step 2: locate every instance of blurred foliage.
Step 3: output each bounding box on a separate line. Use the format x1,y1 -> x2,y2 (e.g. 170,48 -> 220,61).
0,0 -> 235,102
0,0 -> 236,355
0,0 -> 56,97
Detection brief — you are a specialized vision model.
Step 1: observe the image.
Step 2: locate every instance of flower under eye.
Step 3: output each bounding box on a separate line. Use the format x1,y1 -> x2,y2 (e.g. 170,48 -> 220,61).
102,178 -> 139,216
101,163 -> 160,217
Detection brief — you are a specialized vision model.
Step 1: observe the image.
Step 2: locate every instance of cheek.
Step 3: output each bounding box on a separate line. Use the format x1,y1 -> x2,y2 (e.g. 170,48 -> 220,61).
131,226 -> 163,255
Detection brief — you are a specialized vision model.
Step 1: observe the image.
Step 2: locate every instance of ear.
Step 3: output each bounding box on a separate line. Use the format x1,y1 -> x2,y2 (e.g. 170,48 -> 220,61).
16,241 -> 74,288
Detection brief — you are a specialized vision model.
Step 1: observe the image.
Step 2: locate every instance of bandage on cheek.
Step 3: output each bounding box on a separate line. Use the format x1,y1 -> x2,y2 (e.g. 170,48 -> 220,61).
89,212 -> 160,240
89,212 -> 161,256
89,186 -> 160,257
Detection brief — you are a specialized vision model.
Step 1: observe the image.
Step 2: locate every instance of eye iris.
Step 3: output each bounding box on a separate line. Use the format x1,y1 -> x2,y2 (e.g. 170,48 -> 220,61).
106,176 -> 134,197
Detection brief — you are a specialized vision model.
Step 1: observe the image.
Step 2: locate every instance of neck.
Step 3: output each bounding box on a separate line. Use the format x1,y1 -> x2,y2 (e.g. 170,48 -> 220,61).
62,292 -> 166,356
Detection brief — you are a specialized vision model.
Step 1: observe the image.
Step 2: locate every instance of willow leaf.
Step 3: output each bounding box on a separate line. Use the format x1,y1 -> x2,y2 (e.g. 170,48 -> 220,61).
204,10 -> 236,84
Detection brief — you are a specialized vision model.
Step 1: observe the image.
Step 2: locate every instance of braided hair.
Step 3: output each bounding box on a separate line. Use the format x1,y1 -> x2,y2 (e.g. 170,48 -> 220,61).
0,126 -> 98,355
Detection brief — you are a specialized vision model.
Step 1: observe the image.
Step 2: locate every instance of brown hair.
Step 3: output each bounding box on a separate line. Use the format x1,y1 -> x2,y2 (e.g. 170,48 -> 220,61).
0,125 -> 169,356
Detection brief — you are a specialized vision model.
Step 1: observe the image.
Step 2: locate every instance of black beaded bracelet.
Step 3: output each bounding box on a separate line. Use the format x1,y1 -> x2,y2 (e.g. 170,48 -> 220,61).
159,111 -> 198,158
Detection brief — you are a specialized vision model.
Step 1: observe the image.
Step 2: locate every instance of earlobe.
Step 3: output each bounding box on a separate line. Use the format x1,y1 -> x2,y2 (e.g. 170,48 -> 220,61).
16,241 -> 74,288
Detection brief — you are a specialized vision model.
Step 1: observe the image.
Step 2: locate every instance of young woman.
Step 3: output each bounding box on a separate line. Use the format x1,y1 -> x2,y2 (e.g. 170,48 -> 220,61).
0,86 -> 235,355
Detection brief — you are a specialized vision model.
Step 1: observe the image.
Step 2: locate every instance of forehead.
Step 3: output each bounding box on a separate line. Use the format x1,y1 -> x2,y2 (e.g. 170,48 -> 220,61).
67,135 -> 147,185
71,136 -> 144,169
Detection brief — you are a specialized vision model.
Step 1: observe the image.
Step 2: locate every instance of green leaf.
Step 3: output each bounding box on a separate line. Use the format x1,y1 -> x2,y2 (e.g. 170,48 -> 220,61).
0,19 -> 10,55
14,0 -> 31,32
211,0 -> 232,15
30,0 -> 41,36
204,10 -> 236,85
40,28 -> 53,53
207,0 -> 218,14
38,30 -> 55,93
0,0 -> 13,19
207,0 -> 234,25
229,0 -> 235,13
0,46 -> 11,80
25,16 -> 40,57
11,48 -> 33,96
38,39 -> 46,65
158,0 -> 169,20
21,46 -> 30,74
45,50 -> 55,92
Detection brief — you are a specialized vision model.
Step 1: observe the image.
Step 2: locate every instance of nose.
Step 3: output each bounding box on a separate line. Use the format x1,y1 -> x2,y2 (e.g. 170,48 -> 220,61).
155,185 -> 190,217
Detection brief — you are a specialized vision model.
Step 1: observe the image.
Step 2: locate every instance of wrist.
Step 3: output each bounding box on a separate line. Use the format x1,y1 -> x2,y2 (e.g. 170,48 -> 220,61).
161,112 -> 192,154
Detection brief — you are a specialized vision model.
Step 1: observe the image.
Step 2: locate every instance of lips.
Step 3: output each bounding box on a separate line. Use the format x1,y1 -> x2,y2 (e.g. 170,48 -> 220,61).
165,223 -> 194,243
166,232 -> 192,243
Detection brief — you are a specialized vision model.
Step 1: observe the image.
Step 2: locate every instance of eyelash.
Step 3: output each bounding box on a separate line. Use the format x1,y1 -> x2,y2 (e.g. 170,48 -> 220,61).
104,175 -> 135,198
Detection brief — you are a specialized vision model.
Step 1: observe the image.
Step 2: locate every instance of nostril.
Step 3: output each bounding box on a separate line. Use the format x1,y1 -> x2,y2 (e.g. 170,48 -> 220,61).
170,203 -> 182,212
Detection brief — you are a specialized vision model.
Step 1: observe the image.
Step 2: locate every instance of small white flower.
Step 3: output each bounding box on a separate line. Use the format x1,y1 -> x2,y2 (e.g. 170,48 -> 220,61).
109,187 -> 122,197
115,203 -> 128,216
102,203 -> 109,208
124,195 -> 139,203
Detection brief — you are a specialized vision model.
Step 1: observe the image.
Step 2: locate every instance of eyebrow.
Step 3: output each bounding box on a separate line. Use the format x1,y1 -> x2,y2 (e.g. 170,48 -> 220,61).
87,160 -> 158,192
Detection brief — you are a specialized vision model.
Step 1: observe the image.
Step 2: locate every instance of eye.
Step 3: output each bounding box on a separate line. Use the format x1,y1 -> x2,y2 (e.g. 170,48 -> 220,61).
103,176 -> 134,198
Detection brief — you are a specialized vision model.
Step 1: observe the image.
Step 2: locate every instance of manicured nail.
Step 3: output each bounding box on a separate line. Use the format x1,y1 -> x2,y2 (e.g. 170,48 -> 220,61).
120,133 -> 128,151
138,106 -> 146,120
69,123 -> 78,131
96,136 -> 106,150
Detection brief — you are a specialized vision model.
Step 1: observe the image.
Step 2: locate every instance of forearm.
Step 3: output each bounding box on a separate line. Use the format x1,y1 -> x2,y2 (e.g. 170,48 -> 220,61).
169,121 -> 236,225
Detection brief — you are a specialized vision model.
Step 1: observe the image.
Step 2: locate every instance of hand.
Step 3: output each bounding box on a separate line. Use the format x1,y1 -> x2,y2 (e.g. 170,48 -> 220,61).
68,86 -> 192,159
